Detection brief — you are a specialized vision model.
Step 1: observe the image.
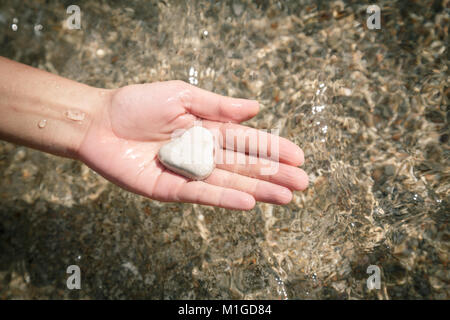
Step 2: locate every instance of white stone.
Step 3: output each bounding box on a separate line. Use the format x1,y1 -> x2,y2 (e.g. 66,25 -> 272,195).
158,126 -> 215,180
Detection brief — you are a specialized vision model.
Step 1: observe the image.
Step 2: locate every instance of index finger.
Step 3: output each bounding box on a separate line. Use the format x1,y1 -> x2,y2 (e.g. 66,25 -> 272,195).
179,81 -> 260,123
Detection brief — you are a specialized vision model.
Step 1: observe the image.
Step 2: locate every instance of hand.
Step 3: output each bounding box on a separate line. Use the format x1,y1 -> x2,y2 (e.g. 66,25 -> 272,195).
78,81 -> 308,210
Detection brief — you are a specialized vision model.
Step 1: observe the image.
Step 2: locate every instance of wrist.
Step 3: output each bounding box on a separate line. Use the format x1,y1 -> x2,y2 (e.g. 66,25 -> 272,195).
72,86 -> 113,160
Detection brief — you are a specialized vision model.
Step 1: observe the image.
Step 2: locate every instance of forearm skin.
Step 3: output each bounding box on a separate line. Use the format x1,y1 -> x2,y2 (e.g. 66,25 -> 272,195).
0,57 -> 111,159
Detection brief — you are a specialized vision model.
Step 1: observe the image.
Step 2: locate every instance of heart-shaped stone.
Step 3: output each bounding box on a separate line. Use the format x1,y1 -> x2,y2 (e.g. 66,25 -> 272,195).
158,126 -> 215,180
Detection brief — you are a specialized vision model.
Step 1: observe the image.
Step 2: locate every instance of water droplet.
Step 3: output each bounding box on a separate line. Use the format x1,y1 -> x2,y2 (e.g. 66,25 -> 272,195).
96,48 -> 105,58
275,276 -> 288,300
38,119 -> 47,128
312,105 -> 325,114
65,109 -> 85,121
34,24 -> 43,35
11,17 -> 18,31
188,66 -> 198,85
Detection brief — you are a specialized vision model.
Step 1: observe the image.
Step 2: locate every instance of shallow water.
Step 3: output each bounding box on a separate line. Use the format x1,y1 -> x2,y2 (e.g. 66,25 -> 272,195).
0,0 -> 448,299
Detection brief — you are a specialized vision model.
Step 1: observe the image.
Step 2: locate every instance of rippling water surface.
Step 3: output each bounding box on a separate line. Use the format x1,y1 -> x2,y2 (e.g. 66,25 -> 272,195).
0,0 -> 448,299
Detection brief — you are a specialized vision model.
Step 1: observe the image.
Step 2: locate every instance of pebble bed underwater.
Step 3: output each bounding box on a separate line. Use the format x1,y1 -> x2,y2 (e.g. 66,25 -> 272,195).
0,0 -> 448,299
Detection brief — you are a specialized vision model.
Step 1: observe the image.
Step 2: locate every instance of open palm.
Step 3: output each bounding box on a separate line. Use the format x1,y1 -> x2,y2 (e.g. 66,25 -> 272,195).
78,81 -> 308,210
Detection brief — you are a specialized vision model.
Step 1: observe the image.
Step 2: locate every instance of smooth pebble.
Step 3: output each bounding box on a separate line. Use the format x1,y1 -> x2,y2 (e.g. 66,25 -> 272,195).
158,126 -> 215,180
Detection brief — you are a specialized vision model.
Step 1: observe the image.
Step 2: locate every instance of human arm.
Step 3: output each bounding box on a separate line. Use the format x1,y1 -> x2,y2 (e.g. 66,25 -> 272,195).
0,57 -> 308,210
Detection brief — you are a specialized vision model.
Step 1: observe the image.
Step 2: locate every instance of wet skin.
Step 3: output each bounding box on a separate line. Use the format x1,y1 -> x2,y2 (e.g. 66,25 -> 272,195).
79,81 -> 308,210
